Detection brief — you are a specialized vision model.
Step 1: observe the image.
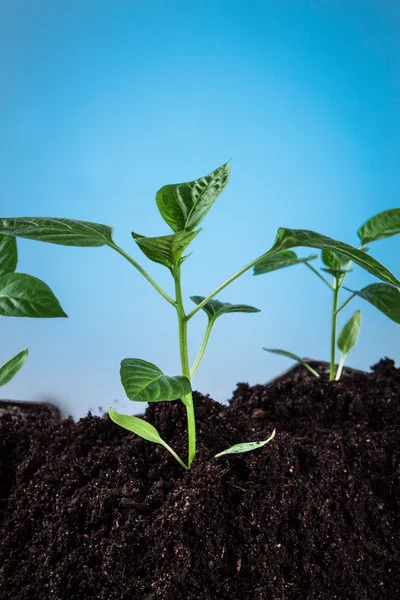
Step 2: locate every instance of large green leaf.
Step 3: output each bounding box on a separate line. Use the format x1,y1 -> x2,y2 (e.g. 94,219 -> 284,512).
0,348 -> 28,387
337,310 -> 362,356
0,217 -> 114,247
346,283 -> 400,324
120,358 -> 191,402
156,163 -> 230,232
358,208 -> 400,245
0,273 -> 67,318
132,229 -> 200,268
263,348 -> 320,377
215,429 -> 276,458
190,296 -> 260,320
253,250 -> 317,276
0,234 -> 17,276
269,228 -> 400,287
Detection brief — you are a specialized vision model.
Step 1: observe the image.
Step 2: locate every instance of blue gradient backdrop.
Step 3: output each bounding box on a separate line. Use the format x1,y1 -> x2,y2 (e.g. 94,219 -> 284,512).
1,0 -> 399,417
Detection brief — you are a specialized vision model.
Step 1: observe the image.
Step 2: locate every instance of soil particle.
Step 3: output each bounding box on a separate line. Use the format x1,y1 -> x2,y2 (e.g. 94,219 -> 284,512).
0,359 -> 399,599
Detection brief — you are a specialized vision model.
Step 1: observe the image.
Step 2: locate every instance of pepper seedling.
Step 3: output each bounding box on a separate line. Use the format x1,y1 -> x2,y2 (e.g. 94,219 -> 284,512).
0,234 -> 66,387
254,209 -> 400,380
1,166 -> 399,468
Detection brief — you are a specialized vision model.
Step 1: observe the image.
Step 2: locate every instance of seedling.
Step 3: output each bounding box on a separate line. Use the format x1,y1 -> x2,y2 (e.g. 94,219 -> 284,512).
1,166 -> 399,468
0,234 -> 66,387
254,209 -> 400,380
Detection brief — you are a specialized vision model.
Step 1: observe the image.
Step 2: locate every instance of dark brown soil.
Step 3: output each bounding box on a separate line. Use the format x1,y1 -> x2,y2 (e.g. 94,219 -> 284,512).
0,359 -> 399,599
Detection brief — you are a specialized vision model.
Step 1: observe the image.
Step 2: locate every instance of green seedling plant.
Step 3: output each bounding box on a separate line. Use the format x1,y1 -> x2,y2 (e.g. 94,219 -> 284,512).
1,166 -> 399,468
254,208 -> 400,380
0,233 -> 66,388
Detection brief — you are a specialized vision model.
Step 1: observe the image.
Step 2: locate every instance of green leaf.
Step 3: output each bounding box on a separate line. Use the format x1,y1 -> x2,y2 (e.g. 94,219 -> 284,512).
109,409 -> 167,445
345,283 -> 400,324
321,268 -> 352,277
0,273 -> 67,318
120,358 -> 191,402
215,429 -> 276,458
0,217 -> 114,247
358,208 -> 400,245
0,234 -> 17,276
337,310 -> 362,356
132,229 -> 200,268
269,228 -> 400,287
0,348 -> 28,387
190,296 -> 260,320
321,250 -> 346,270
253,250 -> 317,276
263,348 -> 320,377
156,163 -> 230,232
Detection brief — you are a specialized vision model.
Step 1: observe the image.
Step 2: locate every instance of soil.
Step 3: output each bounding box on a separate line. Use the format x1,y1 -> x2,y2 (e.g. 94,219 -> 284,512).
0,359 -> 399,600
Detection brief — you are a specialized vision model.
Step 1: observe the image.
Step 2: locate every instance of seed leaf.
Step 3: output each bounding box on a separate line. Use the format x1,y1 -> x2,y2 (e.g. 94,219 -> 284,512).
269,228 -> 400,286
0,234 -> 17,276
0,348 -> 28,387
345,283 -> 400,324
215,429 -> 276,458
358,208 -> 400,245
120,358 -> 191,402
190,296 -> 260,320
253,250 -> 317,276
337,310 -> 362,356
0,273 -> 67,318
263,348 -> 320,377
0,217 -> 114,247
321,250 -> 346,270
109,409 -> 166,445
156,163 -> 230,232
132,229 -> 200,268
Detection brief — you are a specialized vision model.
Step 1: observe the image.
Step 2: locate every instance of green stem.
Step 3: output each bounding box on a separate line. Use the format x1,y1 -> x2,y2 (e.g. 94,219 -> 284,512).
109,242 -> 176,307
173,265 -> 196,467
335,353 -> 346,381
162,441 -> 189,470
330,280 -> 340,381
305,262 -> 334,290
190,318 -> 215,378
336,293 -> 356,315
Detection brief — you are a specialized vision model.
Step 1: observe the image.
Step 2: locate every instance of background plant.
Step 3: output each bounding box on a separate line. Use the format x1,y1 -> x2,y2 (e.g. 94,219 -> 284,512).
1,165 -> 399,468
0,234 -> 66,388
254,208 -> 400,380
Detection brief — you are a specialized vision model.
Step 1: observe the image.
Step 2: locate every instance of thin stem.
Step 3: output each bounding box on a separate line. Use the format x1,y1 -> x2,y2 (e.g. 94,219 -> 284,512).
162,442 -> 189,470
109,242 -> 176,307
173,265 -> 196,467
304,262 -> 334,290
336,293 -> 356,315
190,318 -> 215,378
335,353 -> 346,381
330,280 -> 340,381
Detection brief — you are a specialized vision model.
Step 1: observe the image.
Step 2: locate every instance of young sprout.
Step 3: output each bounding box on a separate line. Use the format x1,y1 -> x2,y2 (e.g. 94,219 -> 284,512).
0,234 -> 66,387
0,168 -> 399,467
255,209 -> 400,380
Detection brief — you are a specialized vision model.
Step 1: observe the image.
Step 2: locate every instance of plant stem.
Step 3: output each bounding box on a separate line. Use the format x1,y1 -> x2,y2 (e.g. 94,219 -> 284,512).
335,353 -> 346,381
162,441 -> 189,470
336,293 -> 356,314
173,265 -> 196,467
190,318 -> 215,378
304,262 -> 334,290
109,242 -> 176,307
330,280 -> 340,381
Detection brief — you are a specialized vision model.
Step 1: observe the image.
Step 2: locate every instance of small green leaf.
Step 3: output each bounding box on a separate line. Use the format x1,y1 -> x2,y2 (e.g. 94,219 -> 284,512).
263,348 -> 320,377
0,348 -> 28,387
321,268 -> 352,277
269,228 -> 400,287
109,409 -> 166,444
321,250 -> 346,270
215,429 -> 276,458
132,229 -> 200,268
190,296 -> 260,320
156,163 -> 230,232
358,208 -> 400,245
120,358 -> 191,402
0,234 -> 17,276
0,217 -> 114,247
345,283 -> 400,324
337,310 -> 362,356
253,250 -> 317,276
0,273 -> 67,318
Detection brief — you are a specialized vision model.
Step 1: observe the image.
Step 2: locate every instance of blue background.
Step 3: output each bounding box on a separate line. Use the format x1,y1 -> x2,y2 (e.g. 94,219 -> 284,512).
1,0 -> 399,417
